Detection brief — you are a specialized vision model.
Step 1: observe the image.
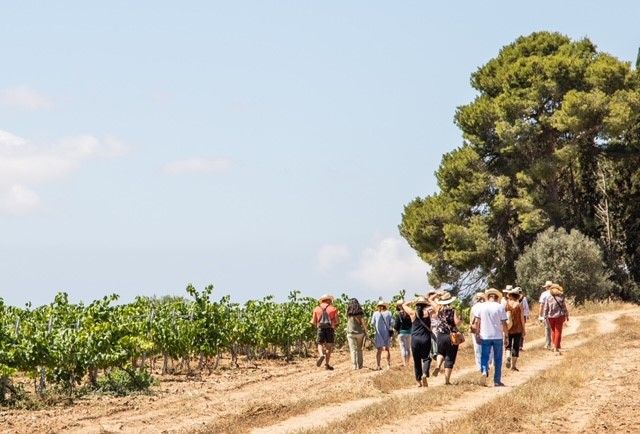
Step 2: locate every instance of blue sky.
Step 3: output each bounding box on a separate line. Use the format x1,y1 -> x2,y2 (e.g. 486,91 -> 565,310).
1,1 -> 638,306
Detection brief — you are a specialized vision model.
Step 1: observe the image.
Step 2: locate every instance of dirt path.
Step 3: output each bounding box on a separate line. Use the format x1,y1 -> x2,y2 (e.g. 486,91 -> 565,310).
250,317 -> 583,434
2,308 -> 637,434
538,310 -> 640,433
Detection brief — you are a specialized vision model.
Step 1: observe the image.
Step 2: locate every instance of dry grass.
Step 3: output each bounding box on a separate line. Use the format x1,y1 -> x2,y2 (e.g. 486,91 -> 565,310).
433,315 -> 639,434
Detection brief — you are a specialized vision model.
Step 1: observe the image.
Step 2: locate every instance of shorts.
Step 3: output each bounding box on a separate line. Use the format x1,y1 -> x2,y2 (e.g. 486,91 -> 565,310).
436,333 -> 459,369
317,327 -> 335,344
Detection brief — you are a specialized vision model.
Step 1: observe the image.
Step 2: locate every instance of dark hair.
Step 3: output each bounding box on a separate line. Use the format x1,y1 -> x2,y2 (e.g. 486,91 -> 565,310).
416,304 -> 427,319
347,298 -> 364,317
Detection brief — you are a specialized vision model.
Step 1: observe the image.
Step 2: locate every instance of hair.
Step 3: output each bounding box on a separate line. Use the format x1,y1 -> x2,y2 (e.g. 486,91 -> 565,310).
508,293 -> 520,301
347,298 -> 364,317
416,304 -> 427,319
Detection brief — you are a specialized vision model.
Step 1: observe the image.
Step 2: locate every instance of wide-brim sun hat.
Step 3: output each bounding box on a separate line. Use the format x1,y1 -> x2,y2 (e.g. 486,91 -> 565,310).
435,292 -> 457,305
377,300 -> 389,307
473,292 -> 486,302
550,284 -> 564,296
542,280 -> 553,288
485,288 -> 502,299
395,299 -> 405,305
412,296 -> 429,306
503,285 -> 513,293
318,294 -> 335,303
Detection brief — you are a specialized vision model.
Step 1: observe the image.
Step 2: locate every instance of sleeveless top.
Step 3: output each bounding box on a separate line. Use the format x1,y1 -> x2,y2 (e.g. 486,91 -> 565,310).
506,302 -> 524,334
435,306 -> 459,334
347,315 -> 366,334
411,313 -> 431,340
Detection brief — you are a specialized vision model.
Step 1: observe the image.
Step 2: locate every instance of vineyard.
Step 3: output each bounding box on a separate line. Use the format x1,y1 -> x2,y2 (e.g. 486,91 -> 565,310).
0,285 -> 390,404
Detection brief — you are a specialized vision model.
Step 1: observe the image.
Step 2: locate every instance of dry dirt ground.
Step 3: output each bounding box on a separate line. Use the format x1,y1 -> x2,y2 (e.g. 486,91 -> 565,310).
1,307 -> 639,434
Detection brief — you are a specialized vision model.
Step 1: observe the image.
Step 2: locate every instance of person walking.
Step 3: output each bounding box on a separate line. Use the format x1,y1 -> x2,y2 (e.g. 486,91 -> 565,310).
394,300 -> 412,367
431,292 -> 462,385
518,287 -> 530,351
346,298 -> 368,370
538,280 -> 553,349
543,284 -> 570,355
401,297 -> 433,387
505,288 -> 526,371
310,294 -> 339,370
475,288 -> 509,387
371,299 -> 393,370
470,292 -> 487,371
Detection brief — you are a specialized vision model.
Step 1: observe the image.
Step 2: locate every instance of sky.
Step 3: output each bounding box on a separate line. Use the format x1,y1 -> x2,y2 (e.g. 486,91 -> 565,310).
1,1 -> 639,307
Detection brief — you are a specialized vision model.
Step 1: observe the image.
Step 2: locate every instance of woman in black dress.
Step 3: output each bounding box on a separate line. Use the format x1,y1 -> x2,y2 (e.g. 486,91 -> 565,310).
402,297 -> 433,387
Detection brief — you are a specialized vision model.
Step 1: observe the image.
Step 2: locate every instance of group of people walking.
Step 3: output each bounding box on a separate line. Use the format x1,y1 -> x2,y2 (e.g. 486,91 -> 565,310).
310,279 -> 569,387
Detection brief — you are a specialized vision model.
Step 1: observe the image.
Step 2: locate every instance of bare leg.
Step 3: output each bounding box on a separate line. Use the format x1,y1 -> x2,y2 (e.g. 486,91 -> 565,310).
325,344 -> 333,366
444,368 -> 453,385
376,348 -> 382,369
385,348 -> 391,368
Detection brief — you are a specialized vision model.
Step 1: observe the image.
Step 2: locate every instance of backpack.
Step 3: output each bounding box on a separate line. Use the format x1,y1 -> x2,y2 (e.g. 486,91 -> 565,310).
318,305 -> 332,329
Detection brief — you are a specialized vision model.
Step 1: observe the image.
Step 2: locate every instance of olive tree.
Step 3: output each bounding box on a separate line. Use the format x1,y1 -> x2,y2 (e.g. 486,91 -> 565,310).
515,227 -> 613,304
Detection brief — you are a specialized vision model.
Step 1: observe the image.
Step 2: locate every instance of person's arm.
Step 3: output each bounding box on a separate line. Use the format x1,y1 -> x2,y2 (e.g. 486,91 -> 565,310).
332,308 -> 339,328
543,299 -> 549,319
520,307 -> 526,336
310,308 -> 317,326
538,295 -> 545,318
453,310 -> 462,327
402,302 -> 416,317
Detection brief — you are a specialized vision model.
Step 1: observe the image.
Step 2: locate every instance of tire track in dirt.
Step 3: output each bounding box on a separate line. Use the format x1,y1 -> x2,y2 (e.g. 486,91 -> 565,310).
366,310 -> 632,434
249,318 -> 585,434
538,310 -> 640,433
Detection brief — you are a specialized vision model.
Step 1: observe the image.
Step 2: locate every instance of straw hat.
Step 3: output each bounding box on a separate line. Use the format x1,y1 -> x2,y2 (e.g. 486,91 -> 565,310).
508,287 -> 524,300
376,299 -> 389,307
542,280 -> 553,288
412,296 -> 429,306
549,284 -> 564,296
436,292 -> 457,305
318,294 -> 335,303
473,292 -> 486,302
503,285 -> 513,293
485,288 -> 502,299
395,299 -> 405,306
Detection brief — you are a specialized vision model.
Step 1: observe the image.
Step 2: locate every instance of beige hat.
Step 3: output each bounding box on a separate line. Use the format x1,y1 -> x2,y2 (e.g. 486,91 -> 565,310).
503,285 -> 514,292
508,287 -> 523,300
436,292 -> 457,305
542,280 -> 553,288
550,284 -> 564,296
473,292 -> 487,302
318,294 -> 335,303
412,296 -> 429,306
485,288 -> 502,299
377,299 -> 389,307
395,299 -> 405,305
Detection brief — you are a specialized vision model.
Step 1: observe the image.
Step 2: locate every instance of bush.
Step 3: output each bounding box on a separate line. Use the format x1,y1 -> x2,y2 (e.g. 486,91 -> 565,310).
515,227 -> 613,304
96,368 -> 155,396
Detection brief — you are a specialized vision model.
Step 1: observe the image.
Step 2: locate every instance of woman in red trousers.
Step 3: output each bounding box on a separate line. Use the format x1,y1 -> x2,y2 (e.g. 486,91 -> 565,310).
543,284 -> 569,355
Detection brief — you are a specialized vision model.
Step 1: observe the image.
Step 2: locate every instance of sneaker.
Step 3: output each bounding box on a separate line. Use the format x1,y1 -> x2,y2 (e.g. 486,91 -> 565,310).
494,382 -> 506,387
432,367 -> 440,377
421,374 -> 428,387
316,355 -> 325,367
325,364 -> 334,370
505,357 -> 511,369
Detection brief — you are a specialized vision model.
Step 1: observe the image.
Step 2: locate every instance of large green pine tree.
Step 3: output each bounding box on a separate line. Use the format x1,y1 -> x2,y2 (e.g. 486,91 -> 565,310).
400,32 -> 640,299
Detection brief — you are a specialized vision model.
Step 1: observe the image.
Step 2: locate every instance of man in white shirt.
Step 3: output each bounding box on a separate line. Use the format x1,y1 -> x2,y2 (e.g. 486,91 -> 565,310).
538,280 -> 553,349
474,288 -> 509,387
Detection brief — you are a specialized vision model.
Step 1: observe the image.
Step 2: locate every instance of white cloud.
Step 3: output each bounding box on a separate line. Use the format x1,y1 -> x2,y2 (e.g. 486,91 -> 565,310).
163,157 -> 232,175
0,86 -> 54,110
0,184 -> 42,215
0,129 -> 128,215
316,244 -> 350,272
349,235 -> 429,292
